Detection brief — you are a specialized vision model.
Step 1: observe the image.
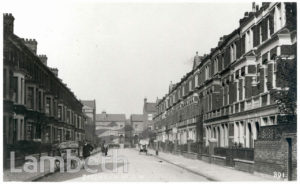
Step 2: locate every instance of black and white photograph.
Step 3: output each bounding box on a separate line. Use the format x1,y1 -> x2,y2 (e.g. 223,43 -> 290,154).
1,0 -> 297,182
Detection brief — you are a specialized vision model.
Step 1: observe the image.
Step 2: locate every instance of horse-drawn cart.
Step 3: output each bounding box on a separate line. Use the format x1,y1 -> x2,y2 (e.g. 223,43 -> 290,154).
139,139 -> 149,155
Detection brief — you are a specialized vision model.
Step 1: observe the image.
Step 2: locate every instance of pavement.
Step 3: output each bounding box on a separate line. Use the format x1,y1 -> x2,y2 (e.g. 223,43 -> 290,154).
3,148 -> 102,182
3,156 -> 57,181
4,148 -> 280,182
147,149 -> 278,181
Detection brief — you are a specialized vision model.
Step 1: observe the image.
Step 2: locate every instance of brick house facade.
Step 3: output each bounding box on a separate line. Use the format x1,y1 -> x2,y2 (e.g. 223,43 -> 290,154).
153,2 -> 296,179
3,13 -> 86,149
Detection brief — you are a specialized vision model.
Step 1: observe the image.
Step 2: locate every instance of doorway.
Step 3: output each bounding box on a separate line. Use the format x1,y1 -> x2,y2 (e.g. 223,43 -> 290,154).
286,138 -> 293,181
248,123 -> 253,148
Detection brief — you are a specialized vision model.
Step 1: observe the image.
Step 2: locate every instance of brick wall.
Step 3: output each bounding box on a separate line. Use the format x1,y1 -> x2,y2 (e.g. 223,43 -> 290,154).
245,76 -> 252,98
285,3 -> 297,31
254,123 -> 297,180
254,140 -> 286,176
276,58 -> 296,88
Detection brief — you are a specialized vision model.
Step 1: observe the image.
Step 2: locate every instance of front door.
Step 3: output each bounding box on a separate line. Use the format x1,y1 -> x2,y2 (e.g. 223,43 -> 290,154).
287,138 -> 293,181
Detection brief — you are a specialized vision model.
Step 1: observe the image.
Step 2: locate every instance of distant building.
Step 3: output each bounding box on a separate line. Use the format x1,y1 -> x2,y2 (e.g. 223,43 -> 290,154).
95,111 -> 126,145
124,119 -> 132,146
81,100 -> 96,144
143,98 -> 156,131
130,114 -> 144,144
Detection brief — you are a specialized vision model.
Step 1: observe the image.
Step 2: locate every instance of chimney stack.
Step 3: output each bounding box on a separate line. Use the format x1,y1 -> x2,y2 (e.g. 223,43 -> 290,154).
38,55 -> 48,65
50,68 -> 58,77
252,2 -> 256,12
3,13 -> 14,35
218,37 -> 224,46
169,81 -> 174,92
144,98 -> 147,104
102,110 -> 107,118
24,38 -> 37,54
262,2 -> 270,8
194,51 -> 201,68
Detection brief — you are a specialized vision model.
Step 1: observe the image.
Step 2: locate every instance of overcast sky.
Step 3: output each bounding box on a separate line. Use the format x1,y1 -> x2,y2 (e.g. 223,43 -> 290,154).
3,0 -> 253,117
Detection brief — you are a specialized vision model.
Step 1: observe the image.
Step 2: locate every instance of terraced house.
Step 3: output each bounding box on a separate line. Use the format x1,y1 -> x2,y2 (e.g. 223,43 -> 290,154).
3,14 -> 86,156
153,2 -> 296,179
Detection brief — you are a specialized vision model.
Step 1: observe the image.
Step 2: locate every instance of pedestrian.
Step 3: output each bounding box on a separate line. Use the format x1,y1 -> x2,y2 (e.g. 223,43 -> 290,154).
101,143 -> 105,156
82,141 -> 94,168
83,142 -> 91,159
103,144 -> 109,156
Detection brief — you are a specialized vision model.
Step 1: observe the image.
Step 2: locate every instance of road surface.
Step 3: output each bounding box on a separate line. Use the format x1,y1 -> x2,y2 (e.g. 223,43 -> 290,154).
39,148 -> 209,182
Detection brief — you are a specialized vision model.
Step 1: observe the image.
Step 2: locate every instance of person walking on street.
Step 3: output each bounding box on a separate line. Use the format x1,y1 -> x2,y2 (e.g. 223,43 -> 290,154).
82,142 -> 94,168
104,144 -> 108,156
101,143 -> 105,156
83,142 -> 94,158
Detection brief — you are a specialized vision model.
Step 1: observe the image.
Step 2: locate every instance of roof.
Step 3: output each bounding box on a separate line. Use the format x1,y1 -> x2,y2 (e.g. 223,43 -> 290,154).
95,127 -> 125,135
80,100 -> 96,109
96,113 -> 126,122
144,102 -> 156,113
130,114 -> 144,122
95,129 -> 107,135
125,119 -> 131,125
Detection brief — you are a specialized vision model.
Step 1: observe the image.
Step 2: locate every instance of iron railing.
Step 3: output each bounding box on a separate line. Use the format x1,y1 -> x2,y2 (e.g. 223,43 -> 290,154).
190,142 -> 199,153
214,147 -> 254,161
180,144 -> 188,152
202,146 -> 210,155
